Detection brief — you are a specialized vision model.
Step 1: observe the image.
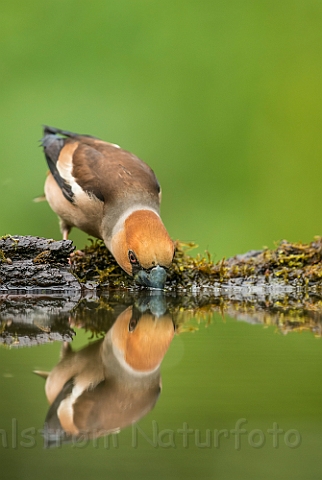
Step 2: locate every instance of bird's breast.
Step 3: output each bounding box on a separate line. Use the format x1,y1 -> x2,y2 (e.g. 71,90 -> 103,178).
45,173 -> 104,238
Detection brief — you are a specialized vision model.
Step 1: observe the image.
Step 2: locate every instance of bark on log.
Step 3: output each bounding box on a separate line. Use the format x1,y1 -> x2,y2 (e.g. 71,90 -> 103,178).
0,235 -> 80,291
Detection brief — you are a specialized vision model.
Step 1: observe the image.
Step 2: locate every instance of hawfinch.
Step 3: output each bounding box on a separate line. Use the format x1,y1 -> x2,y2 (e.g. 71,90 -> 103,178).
41,126 -> 174,289
35,304 -> 175,445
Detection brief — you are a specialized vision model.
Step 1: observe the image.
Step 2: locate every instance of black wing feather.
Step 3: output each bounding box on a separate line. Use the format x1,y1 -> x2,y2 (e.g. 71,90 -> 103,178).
41,130 -> 74,203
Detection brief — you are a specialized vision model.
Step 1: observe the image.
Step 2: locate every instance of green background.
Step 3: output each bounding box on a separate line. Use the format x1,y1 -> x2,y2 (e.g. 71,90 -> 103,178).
1,0 -> 322,260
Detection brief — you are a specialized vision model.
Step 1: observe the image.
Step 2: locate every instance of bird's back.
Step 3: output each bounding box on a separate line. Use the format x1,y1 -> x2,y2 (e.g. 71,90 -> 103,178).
42,126 -> 161,207
42,126 -> 162,237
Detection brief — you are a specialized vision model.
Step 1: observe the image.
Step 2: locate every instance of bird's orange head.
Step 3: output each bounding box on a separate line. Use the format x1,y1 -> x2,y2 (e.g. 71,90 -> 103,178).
110,210 -> 174,289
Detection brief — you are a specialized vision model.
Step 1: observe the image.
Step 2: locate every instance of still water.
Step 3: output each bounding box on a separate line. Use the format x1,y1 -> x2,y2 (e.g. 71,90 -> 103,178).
0,290 -> 321,480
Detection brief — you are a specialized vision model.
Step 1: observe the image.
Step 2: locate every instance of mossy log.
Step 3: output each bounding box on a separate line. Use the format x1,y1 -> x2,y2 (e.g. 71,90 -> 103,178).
1,234 -> 322,293
2,235 -> 322,346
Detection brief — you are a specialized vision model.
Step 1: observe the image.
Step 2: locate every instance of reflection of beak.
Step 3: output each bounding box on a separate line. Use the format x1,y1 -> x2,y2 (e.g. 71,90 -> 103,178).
135,292 -> 168,317
134,265 -> 167,290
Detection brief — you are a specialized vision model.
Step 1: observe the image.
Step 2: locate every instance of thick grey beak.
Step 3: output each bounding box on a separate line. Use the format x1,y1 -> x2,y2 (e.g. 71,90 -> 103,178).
134,265 -> 167,290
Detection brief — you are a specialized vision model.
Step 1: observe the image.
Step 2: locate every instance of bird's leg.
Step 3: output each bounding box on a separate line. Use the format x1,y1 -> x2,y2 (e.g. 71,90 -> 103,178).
59,220 -> 77,264
60,221 -> 85,255
60,219 -> 72,241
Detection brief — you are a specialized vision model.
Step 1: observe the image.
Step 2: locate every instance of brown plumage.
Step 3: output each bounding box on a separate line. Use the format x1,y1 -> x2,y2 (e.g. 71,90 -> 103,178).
41,126 -> 174,288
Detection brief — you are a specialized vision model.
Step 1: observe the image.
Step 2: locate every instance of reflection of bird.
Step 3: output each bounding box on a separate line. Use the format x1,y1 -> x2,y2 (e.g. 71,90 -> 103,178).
34,305 -> 175,446
41,126 -> 174,289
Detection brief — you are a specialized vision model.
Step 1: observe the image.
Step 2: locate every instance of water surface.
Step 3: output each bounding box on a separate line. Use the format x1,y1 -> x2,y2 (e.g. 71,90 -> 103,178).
0,291 -> 321,480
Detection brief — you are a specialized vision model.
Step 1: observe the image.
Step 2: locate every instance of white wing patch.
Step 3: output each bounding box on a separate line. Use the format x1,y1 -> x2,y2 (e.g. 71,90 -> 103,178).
56,142 -> 88,198
107,142 -> 121,149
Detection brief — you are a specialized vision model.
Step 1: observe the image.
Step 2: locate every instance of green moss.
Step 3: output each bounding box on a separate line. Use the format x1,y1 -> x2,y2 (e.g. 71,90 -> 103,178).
70,240 -> 132,288
70,237 -> 322,291
0,249 -> 7,262
0,234 -> 18,244
33,250 -> 51,263
0,249 -> 12,264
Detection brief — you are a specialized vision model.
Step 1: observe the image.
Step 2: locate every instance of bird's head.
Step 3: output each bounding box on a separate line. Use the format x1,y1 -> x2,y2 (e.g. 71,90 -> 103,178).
111,305 -> 175,372
110,210 -> 174,289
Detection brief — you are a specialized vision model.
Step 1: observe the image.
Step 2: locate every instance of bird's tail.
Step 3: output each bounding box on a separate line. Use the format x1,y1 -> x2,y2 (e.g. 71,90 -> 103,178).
43,125 -> 96,139
33,370 -> 50,379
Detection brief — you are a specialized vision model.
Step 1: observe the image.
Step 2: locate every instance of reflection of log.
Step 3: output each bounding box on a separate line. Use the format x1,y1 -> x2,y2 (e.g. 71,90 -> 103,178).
0,293 -> 78,346
2,289 -> 321,348
0,320 -> 75,347
0,235 -> 80,291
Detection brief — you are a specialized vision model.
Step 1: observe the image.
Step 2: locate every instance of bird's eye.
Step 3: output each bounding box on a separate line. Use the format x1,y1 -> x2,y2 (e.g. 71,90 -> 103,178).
128,250 -> 138,264
129,317 -> 138,332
